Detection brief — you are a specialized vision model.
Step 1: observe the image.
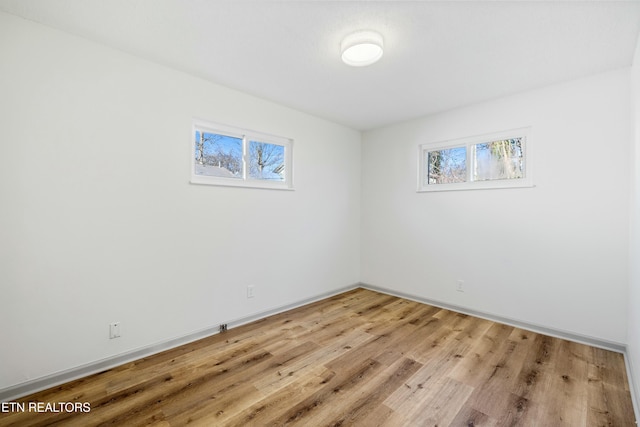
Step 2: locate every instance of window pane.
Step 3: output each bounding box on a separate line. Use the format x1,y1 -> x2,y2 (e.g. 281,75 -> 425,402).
473,138 -> 524,181
426,146 -> 467,184
194,131 -> 243,179
249,141 -> 285,181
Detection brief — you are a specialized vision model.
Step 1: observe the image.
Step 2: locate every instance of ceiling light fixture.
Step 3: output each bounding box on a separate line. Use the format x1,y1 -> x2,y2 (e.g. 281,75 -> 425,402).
341,30 -> 384,67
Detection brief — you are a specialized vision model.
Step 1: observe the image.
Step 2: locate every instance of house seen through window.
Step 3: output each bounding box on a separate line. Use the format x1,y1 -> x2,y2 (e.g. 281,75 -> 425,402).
191,120 -> 293,190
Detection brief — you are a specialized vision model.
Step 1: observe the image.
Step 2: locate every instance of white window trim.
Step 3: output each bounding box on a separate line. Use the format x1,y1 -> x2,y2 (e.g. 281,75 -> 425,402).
190,119 -> 294,190
418,127 -> 533,192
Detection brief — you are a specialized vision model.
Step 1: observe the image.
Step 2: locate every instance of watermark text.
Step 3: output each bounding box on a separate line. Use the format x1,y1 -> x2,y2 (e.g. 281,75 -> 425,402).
1,401 -> 91,413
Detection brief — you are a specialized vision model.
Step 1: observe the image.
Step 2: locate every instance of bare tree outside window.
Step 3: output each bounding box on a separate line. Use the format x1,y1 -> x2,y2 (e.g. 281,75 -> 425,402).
249,141 -> 285,181
194,131 -> 243,178
474,138 -> 524,181
427,146 -> 467,184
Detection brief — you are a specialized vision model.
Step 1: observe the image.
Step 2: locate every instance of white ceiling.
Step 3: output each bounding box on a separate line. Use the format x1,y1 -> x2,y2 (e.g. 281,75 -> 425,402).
1,0 -> 639,130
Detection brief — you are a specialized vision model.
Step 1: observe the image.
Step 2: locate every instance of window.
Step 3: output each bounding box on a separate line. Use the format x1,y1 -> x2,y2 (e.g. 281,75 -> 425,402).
418,128 -> 532,192
191,120 -> 293,190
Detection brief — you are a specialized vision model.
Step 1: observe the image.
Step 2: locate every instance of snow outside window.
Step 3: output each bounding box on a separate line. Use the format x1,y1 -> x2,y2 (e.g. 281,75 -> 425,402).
191,120 -> 293,190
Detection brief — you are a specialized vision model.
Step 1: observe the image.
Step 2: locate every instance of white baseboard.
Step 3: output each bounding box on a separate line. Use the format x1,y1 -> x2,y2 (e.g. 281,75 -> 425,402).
2,281 -> 637,425
0,283 -> 359,402
359,283 -> 626,352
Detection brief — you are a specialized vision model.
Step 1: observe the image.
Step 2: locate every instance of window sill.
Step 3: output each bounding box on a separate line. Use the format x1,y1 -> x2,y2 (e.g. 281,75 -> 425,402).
417,180 -> 535,193
190,177 -> 294,191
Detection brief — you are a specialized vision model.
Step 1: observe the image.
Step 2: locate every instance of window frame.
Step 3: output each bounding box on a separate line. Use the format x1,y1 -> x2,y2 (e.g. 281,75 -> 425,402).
190,119 -> 294,190
418,127 -> 533,192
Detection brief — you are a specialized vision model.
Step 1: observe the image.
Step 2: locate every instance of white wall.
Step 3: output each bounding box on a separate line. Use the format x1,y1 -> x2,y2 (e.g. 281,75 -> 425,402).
0,11 -> 361,390
362,69 -> 631,344
0,6 -> 636,399
628,33 -> 640,415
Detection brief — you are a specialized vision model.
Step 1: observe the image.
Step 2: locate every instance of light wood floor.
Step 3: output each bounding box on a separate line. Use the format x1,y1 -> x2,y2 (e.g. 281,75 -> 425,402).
0,288 -> 635,426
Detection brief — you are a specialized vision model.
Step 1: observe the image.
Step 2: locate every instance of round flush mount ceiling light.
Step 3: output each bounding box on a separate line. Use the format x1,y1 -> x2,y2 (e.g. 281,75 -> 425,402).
341,30 -> 384,67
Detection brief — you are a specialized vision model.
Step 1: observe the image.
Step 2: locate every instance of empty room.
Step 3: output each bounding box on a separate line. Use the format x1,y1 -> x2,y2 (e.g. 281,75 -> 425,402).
2,1 -> 640,425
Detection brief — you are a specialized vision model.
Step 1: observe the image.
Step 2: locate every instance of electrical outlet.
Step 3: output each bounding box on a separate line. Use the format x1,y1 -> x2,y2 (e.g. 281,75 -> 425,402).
109,322 -> 121,339
247,285 -> 255,298
457,280 -> 464,292
219,323 -> 228,332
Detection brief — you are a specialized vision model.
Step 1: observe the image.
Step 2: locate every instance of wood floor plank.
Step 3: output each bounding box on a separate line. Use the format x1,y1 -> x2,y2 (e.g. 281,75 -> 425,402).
450,405 -> 497,427
586,347 -> 636,427
347,403 -> 397,427
263,358 -> 385,426
221,368 -> 332,426
448,322 -> 516,388
252,331 -> 372,397
0,288 -> 635,427
404,376 -> 475,426
321,357 -> 422,426
509,333 -> 557,403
